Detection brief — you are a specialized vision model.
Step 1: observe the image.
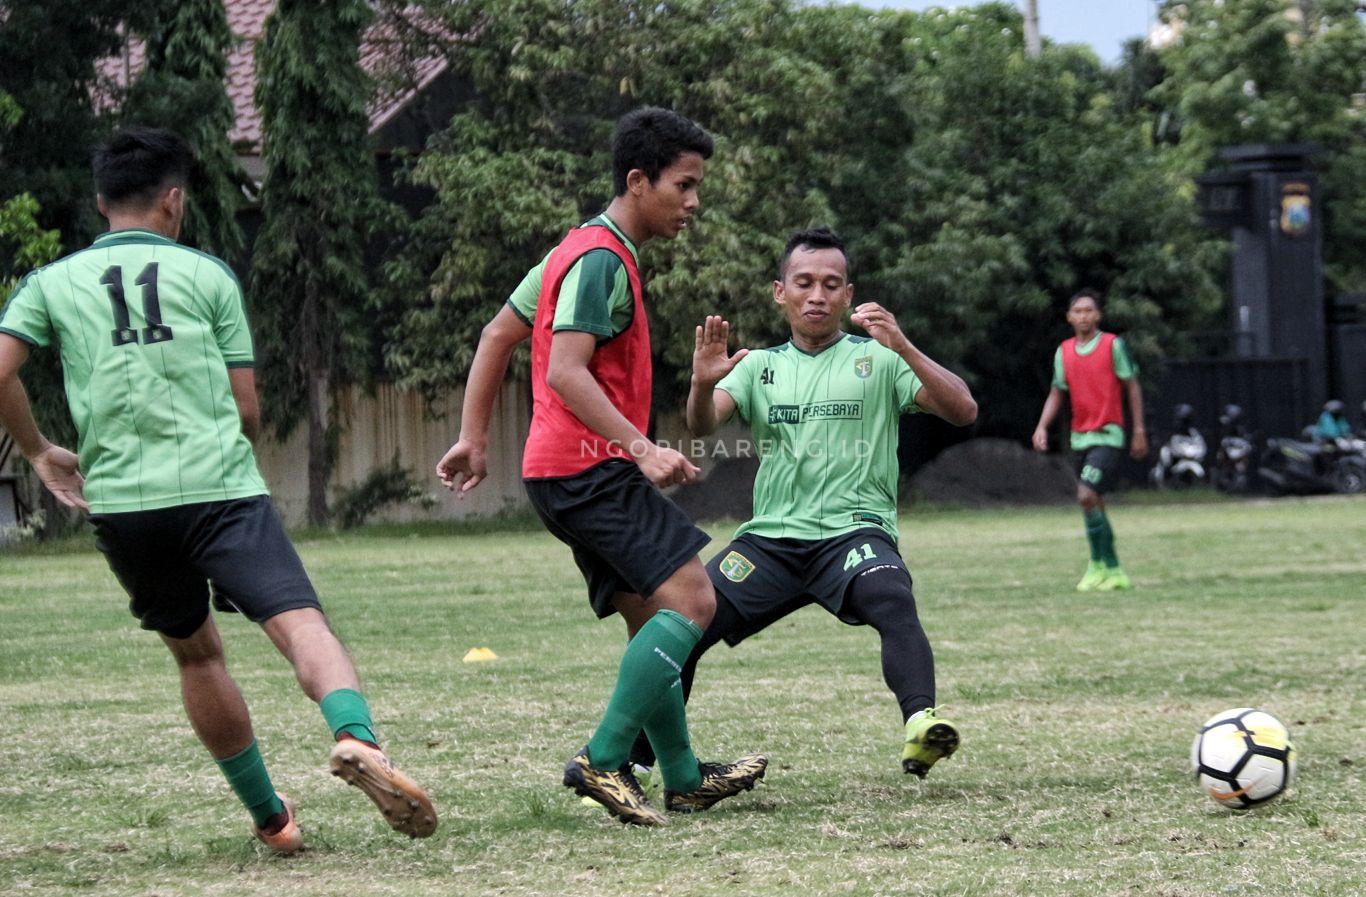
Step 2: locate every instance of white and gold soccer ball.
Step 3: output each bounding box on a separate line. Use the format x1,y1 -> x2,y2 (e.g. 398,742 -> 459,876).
1190,707 -> 1296,809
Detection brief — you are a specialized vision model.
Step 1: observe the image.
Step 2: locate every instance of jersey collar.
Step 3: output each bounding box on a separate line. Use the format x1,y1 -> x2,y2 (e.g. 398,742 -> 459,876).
790,331 -> 847,357
1073,330 -> 1106,354
591,213 -> 639,264
93,228 -> 178,248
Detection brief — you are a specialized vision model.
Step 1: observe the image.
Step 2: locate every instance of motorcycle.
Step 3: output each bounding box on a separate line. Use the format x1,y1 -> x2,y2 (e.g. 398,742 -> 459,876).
1213,433 -> 1255,494
1257,434 -> 1366,495
1151,429 -> 1208,489
1212,404 -> 1254,494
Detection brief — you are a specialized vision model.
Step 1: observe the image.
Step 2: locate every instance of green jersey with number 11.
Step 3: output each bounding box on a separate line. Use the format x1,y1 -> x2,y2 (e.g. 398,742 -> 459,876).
716,333 -> 922,543
0,229 -> 267,512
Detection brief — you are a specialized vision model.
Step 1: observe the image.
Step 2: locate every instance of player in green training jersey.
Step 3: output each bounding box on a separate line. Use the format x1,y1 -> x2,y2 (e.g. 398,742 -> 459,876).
0,128 -> 435,852
1031,289 -> 1147,592
671,226 -> 977,778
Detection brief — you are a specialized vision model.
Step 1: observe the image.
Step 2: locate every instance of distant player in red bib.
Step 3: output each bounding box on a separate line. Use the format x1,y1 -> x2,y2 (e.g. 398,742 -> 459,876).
1031,289 -> 1148,591
436,107 -> 766,826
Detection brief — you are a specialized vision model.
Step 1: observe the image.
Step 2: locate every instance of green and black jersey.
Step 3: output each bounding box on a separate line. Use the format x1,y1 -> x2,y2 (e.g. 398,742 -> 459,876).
716,333 -> 922,544
506,214 -> 637,338
0,229 -> 267,512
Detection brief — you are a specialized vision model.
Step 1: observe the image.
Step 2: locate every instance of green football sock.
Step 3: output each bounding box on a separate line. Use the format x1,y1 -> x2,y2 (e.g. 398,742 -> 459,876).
586,609 -> 702,772
643,680 -> 703,792
215,741 -> 284,827
1083,508 -> 1106,563
320,688 -> 378,744
1096,510 -> 1120,567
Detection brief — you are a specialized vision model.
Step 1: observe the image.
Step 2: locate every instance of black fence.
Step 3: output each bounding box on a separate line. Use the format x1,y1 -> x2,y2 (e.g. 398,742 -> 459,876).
1151,356 -> 1314,441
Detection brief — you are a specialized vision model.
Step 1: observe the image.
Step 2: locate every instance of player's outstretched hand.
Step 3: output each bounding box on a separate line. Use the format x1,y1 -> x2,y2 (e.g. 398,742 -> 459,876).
436,439 -> 487,496
31,445 -> 88,511
850,303 -> 911,353
637,444 -> 701,488
1031,427 -> 1049,453
693,315 -> 749,387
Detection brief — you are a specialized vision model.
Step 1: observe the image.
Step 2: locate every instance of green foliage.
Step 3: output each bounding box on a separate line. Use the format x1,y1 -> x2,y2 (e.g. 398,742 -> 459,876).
385,0 -> 1225,439
250,0 -> 398,522
1152,0 -> 1366,291
815,4 -> 1224,434
0,92 -> 73,458
332,454 -> 436,530
383,0 -> 836,405
0,193 -> 61,293
0,0 -> 169,250
120,0 -> 248,259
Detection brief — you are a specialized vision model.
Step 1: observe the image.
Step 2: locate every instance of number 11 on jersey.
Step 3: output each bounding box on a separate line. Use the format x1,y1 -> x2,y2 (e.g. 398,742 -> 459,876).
101,263 -> 173,347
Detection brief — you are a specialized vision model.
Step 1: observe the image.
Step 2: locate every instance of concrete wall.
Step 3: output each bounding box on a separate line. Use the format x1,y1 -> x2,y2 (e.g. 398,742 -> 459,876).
255,381 -> 532,526
255,381 -> 749,527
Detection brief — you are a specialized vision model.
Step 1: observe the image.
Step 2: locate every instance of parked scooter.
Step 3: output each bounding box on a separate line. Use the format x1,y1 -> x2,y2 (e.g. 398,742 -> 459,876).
1151,403 -> 1207,489
1212,404 -> 1255,494
1257,427 -> 1366,495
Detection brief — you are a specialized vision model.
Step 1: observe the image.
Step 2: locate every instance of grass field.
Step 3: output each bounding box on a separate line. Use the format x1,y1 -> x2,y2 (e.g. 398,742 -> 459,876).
2,494 -> 1364,897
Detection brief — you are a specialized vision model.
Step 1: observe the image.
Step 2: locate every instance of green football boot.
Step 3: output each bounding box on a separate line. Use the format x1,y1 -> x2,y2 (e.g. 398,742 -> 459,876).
902,707 -> 960,778
1076,561 -> 1107,591
1096,566 -> 1132,591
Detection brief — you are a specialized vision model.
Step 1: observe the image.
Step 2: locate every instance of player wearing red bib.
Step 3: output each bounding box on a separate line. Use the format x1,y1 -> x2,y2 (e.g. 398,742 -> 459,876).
437,108 -> 765,826
1031,289 -> 1148,591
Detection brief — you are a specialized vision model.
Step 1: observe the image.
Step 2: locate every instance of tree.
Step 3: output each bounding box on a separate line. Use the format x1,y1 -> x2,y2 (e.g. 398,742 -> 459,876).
120,0 -> 247,259
0,0 -> 168,250
251,0 -> 393,525
382,0 -> 836,409
1151,0 -> 1366,292
799,3 -> 1224,436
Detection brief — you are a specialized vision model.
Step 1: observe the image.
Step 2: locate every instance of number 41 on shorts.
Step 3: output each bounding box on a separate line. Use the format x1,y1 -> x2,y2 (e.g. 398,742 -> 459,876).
843,542 -> 877,571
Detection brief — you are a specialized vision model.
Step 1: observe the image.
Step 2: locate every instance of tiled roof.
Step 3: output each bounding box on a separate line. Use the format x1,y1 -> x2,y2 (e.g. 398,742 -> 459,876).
98,1 -> 450,153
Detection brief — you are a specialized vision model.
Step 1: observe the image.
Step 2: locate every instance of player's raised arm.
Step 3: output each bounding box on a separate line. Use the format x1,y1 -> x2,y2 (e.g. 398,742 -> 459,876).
687,314 -> 744,436
851,302 -> 976,427
436,304 -> 533,494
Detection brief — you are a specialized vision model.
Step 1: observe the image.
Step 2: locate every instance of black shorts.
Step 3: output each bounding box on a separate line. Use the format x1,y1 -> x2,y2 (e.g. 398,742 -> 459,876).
707,529 -> 911,645
525,460 -> 712,618
1075,445 -> 1123,494
91,495 -> 321,639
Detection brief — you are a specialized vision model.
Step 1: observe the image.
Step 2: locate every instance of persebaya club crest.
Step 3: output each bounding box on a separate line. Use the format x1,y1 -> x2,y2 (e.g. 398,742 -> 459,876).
854,356 -> 873,379
719,550 -> 755,583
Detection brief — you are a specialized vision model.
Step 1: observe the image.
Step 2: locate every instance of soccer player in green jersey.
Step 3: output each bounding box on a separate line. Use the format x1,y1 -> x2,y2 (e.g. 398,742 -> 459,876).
436,108 -> 765,826
674,226 -> 978,778
0,128 -> 435,852
1031,289 -> 1148,591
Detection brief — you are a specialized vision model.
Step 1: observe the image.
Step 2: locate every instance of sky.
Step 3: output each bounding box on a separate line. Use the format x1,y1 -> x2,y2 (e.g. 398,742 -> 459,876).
863,0 -> 1160,65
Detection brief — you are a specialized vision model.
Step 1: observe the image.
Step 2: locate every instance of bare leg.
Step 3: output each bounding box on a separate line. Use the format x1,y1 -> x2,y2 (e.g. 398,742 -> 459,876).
260,607 -> 361,702
160,615 -> 254,759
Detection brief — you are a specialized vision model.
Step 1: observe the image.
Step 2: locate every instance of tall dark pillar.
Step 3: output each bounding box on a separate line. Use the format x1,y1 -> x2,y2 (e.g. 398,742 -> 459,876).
1196,144 -> 1327,411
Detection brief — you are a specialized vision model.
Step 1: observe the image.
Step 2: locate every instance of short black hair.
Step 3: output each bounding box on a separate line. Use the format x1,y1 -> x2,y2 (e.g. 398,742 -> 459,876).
779,226 -> 850,279
93,127 -> 193,206
1068,287 -> 1103,311
611,107 -> 713,196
